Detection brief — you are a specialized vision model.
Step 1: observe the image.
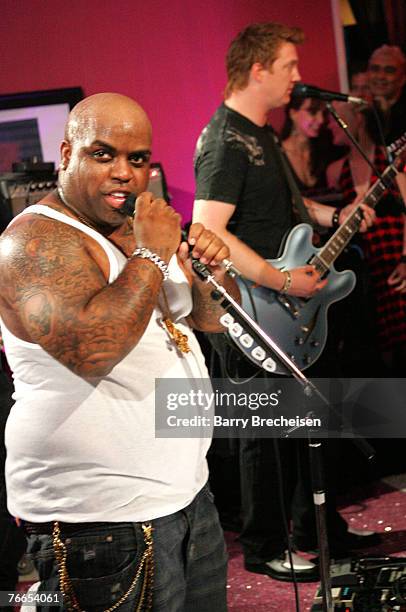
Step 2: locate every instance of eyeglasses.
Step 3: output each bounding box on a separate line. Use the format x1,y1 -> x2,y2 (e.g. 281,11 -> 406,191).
369,64 -> 398,75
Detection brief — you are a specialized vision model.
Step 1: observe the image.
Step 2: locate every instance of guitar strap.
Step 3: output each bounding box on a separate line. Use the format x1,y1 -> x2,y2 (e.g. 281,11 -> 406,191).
270,130 -> 314,227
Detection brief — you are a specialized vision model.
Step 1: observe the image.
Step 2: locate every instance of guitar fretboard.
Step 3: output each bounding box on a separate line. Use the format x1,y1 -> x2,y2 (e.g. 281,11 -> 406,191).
310,163 -> 398,274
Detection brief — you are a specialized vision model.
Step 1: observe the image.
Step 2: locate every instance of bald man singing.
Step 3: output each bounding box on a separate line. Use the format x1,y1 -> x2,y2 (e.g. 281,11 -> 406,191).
0,93 -> 235,611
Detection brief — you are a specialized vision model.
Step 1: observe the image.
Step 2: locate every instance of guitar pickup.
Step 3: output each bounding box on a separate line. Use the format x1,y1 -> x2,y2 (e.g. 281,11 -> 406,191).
276,294 -> 299,318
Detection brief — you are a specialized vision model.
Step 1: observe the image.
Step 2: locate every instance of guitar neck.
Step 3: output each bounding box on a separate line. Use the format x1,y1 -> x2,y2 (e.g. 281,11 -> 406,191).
311,163 -> 398,273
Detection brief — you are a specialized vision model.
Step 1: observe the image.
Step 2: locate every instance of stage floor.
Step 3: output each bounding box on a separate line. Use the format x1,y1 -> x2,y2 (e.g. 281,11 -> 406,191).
225,474 -> 406,611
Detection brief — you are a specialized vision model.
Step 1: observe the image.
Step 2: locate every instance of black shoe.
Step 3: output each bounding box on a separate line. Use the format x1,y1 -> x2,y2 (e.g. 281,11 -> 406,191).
294,529 -> 381,557
344,528 -> 382,549
245,551 -> 319,583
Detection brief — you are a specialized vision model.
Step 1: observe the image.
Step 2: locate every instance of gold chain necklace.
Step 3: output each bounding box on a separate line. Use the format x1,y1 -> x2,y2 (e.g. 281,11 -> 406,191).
161,287 -> 191,353
57,188 -> 102,231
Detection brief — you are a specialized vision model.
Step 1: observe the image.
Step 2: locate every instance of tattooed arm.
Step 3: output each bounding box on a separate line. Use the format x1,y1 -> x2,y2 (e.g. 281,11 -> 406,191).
0,196 -> 181,378
179,223 -> 240,332
188,274 -> 240,332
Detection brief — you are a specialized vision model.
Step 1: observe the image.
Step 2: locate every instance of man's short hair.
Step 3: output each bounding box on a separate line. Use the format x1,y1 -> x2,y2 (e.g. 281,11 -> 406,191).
369,45 -> 406,72
225,22 -> 304,98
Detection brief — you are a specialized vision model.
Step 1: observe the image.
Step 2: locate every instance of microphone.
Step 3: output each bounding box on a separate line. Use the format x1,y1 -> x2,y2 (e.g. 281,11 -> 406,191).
292,82 -> 367,106
122,194 -> 241,278
120,193 -> 137,216
180,229 -> 241,279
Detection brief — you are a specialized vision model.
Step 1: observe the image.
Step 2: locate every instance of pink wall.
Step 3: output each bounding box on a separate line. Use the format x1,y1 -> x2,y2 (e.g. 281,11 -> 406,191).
0,0 -> 339,221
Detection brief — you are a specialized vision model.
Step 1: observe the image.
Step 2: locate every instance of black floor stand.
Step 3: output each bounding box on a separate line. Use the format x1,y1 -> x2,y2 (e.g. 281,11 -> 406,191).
308,438 -> 333,610
191,263 -> 375,611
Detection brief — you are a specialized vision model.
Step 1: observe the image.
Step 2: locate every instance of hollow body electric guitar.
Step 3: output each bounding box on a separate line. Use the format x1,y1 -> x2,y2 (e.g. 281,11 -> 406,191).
223,135 -> 406,375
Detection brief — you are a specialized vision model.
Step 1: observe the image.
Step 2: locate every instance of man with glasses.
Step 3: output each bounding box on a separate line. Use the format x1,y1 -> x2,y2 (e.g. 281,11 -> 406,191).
367,45 -> 406,144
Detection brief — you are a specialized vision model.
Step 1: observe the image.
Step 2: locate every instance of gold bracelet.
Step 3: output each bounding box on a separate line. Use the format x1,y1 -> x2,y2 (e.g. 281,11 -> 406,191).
279,270 -> 292,294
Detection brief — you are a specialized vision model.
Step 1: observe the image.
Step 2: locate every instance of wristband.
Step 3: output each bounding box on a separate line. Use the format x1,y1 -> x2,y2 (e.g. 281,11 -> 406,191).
332,208 -> 340,229
131,247 -> 169,281
400,254 -> 406,264
279,270 -> 292,294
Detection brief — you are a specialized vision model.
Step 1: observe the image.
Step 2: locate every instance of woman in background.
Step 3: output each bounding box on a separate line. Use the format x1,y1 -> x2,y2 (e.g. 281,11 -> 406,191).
280,96 -> 347,200
327,99 -> 406,374
278,97 -> 379,545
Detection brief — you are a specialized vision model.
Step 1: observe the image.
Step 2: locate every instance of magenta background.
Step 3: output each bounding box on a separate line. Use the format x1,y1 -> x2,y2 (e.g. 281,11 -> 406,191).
0,0 -> 339,221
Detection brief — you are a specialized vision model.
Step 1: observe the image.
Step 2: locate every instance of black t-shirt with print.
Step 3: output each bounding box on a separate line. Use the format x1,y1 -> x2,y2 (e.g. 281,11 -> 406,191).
194,104 -> 294,259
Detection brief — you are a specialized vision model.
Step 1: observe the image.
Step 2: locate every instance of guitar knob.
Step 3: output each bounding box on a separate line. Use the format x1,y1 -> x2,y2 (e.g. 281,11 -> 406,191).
300,325 -> 309,333
288,354 -> 296,362
295,336 -> 305,345
310,339 -> 320,347
303,354 -> 312,365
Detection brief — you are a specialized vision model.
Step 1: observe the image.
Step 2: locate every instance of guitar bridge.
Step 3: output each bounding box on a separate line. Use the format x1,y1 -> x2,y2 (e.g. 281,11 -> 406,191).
276,294 -> 300,319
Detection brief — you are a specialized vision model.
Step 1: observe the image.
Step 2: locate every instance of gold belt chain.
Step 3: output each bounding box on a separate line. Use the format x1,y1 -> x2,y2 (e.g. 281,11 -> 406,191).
52,521 -> 154,612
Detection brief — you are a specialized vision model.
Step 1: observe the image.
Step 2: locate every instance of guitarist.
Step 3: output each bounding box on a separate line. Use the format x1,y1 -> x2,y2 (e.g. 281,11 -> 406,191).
193,22 -> 376,582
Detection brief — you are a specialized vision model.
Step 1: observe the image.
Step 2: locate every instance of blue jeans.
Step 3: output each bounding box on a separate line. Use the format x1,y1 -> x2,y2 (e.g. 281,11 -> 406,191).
27,484 -> 228,611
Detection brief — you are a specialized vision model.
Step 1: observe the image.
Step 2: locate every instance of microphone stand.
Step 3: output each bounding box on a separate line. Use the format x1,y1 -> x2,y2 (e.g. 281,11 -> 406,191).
327,102 -> 406,214
191,260 -> 375,612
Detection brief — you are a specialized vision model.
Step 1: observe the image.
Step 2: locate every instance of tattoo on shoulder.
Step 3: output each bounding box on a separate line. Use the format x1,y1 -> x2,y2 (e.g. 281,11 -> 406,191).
0,215 -> 164,376
1,217 -> 105,348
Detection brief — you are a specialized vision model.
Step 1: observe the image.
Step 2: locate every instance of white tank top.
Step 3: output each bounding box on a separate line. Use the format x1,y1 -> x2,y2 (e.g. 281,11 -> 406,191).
2,205 -> 211,522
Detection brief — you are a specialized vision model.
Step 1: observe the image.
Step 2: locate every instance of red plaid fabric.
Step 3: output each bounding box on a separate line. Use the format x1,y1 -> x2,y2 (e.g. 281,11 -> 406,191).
338,148 -> 406,351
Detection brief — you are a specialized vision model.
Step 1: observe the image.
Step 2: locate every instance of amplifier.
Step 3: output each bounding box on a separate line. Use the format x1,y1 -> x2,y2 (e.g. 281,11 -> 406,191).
0,171 -> 57,232
3,176 -> 58,214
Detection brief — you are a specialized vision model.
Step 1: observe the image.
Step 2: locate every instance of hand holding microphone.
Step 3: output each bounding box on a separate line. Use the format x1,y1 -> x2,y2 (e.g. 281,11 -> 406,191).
125,192 -> 181,264
122,193 -> 241,278
179,223 -> 232,281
